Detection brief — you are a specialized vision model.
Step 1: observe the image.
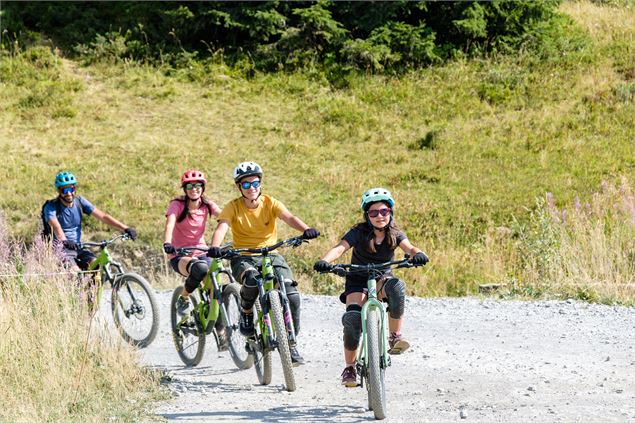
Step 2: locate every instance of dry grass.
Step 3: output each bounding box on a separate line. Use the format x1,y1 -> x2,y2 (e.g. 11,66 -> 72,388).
0,215 -> 164,422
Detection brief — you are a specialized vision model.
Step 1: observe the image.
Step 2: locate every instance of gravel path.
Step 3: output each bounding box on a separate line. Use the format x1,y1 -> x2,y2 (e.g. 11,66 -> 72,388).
132,291 -> 635,422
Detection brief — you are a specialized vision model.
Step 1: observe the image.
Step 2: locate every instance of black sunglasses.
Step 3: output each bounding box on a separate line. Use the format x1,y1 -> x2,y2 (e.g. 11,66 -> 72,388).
367,208 -> 391,218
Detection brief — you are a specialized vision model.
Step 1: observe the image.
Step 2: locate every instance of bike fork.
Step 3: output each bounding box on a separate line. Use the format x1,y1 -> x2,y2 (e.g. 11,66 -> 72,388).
277,288 -> 297,345
257,286 -> 277,349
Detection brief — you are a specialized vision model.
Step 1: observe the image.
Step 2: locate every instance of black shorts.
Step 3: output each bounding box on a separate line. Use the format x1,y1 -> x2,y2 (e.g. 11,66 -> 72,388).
62,247 -> 96,271
340,276 -> 395,304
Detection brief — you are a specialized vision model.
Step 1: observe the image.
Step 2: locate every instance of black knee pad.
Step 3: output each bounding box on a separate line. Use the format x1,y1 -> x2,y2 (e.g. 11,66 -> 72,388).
342,304 -> 362,350
240,269 -> 260,310
383,278 -> 405,319
184,259 -> 209,294
285,282 -> 301,335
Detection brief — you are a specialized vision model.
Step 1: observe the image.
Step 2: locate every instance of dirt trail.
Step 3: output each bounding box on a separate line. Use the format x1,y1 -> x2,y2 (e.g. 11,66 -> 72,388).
126,292 -> 635,422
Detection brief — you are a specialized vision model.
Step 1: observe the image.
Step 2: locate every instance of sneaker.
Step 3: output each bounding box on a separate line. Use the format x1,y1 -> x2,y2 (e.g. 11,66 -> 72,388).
388,332 -> 410,355
239,310 -> 255,337
290,346 -> 305,366
176,296 -> 192,321
341,365 -> 357,387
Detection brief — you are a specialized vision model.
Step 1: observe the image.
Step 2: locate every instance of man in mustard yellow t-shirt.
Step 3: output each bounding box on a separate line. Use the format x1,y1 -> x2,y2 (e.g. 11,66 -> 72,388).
208,161 -> 319,366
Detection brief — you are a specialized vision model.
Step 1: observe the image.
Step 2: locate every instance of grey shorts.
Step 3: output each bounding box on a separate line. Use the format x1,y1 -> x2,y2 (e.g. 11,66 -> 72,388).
230,253 -> 296,286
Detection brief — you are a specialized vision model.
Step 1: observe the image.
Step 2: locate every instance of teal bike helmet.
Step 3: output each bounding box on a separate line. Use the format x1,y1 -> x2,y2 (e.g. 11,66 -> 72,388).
360,187 -> 395,211
54,171 -> 77,188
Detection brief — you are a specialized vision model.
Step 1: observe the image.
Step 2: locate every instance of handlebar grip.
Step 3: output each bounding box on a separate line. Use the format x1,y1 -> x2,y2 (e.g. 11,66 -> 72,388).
332,267 -> 347,277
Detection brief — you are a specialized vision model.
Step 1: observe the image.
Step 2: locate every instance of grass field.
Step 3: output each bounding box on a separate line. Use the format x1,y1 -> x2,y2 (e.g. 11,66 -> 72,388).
0,1 -> 634,303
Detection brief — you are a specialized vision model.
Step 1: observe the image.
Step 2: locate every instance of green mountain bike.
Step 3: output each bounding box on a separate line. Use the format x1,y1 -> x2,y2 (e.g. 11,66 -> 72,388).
222,235 -> 311,392
79,233 -> 159,348
319,258 -> 422,420
170,247 -> 253,369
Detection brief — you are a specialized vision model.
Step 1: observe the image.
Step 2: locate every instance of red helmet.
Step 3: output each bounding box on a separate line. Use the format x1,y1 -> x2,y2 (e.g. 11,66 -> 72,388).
181,169 -> 207,186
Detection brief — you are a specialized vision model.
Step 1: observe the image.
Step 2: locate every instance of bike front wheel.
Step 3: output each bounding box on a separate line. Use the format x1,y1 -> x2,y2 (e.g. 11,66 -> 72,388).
252,297 -> 272,385
366,308 -> 387,420
111,272 -> 159,348
170,288 -> 206,366
222,282 -> 253,370
270,290 -> 295,392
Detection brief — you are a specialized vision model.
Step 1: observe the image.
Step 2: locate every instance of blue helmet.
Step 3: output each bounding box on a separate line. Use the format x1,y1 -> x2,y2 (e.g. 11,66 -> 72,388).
54,171 -> 77,188
360,187 -> 395,211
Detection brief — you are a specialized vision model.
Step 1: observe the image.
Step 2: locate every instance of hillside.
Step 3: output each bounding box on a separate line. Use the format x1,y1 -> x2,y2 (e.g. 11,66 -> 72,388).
0,1 -> 634,301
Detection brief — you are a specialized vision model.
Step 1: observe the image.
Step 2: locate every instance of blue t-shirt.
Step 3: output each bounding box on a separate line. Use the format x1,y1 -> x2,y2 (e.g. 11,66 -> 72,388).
44,197 -> 95,243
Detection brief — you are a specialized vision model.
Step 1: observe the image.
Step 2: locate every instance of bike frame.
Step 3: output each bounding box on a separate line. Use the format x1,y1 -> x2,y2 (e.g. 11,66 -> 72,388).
255,251 -> 296,351
323,259 -> 418,384
174,247 -> 237,334
224,237 -> 306,353
195,257 -> 235,334
82,235 -> 128,300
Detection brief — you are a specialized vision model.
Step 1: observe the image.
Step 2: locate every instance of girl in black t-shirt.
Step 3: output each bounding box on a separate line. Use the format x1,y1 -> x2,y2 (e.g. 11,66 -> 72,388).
313,188 -> 429,387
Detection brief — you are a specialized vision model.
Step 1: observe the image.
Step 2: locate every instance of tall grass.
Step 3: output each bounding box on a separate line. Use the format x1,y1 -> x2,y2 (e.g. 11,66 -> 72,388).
0,213 -> 164,422
508,179 -> 635,304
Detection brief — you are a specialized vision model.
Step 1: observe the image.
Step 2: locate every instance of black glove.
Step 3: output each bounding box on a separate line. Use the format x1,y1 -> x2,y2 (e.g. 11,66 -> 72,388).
207,246 -> 222,258
302,228 -> 320,240
62,239 -> 78,250
313,260 -> 332,273
124,227 -> 137,241
163,243 -> 176,254
412,251 -> 429,265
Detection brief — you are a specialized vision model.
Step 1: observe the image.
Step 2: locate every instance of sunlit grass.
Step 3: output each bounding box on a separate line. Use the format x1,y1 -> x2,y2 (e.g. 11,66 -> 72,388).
0,1 -> 634,302
0,214 -> 165,422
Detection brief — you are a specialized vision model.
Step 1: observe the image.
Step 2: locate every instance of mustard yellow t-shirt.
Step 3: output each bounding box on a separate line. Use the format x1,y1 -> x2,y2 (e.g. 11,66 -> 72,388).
218,195 -> 288,249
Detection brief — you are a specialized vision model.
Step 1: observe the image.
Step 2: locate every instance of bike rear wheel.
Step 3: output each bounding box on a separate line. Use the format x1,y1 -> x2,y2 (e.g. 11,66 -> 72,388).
366,308 -> 387,420
170,287 -> 206,366
270,290 -> 296,392
252,297 -> 272,385
111,272 -> 159,348
222,282 -> 253,370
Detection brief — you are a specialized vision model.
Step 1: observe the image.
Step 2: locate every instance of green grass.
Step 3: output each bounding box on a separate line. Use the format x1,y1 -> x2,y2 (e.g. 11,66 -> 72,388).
0,1 -> 634,301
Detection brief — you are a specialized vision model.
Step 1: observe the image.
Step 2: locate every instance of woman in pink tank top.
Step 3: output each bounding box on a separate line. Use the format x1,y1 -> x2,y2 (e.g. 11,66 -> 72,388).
163,170 -> 221,319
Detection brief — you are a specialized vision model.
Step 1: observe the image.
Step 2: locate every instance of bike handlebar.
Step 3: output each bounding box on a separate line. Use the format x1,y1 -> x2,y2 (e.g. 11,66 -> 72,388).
320,259 -> 422,278
174,243 -> 232,257
78,233 -> 130,250
221,236 -> 308,258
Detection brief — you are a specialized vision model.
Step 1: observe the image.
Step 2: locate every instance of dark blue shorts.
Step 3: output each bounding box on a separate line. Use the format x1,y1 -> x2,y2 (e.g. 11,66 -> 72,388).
62,247 -> 96,271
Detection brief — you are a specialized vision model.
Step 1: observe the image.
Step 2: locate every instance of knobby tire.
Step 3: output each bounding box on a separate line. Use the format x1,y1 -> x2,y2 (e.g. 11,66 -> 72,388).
111,272 -> 159,348
253,297 -> 272,385
367,308 -> 387,420
170,287 -> 206,366
222,282 -> 253,370
270,290 -> 296,392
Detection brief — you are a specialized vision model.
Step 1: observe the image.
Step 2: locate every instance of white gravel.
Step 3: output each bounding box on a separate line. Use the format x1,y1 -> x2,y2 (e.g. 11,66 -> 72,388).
124,291 -> 635,422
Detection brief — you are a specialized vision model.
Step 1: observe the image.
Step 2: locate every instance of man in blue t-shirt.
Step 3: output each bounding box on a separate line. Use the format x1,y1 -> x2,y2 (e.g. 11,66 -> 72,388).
45,171 -> 137,270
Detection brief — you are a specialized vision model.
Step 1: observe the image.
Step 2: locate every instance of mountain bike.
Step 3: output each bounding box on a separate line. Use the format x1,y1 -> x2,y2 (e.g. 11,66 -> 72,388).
222,235 -> 312,392
79,233 -> 159,348
170,246 -> 253,369
318,258 -> 422,420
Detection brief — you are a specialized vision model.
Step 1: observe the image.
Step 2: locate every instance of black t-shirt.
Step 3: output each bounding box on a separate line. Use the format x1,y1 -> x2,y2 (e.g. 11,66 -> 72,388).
342,225 -> 407,284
